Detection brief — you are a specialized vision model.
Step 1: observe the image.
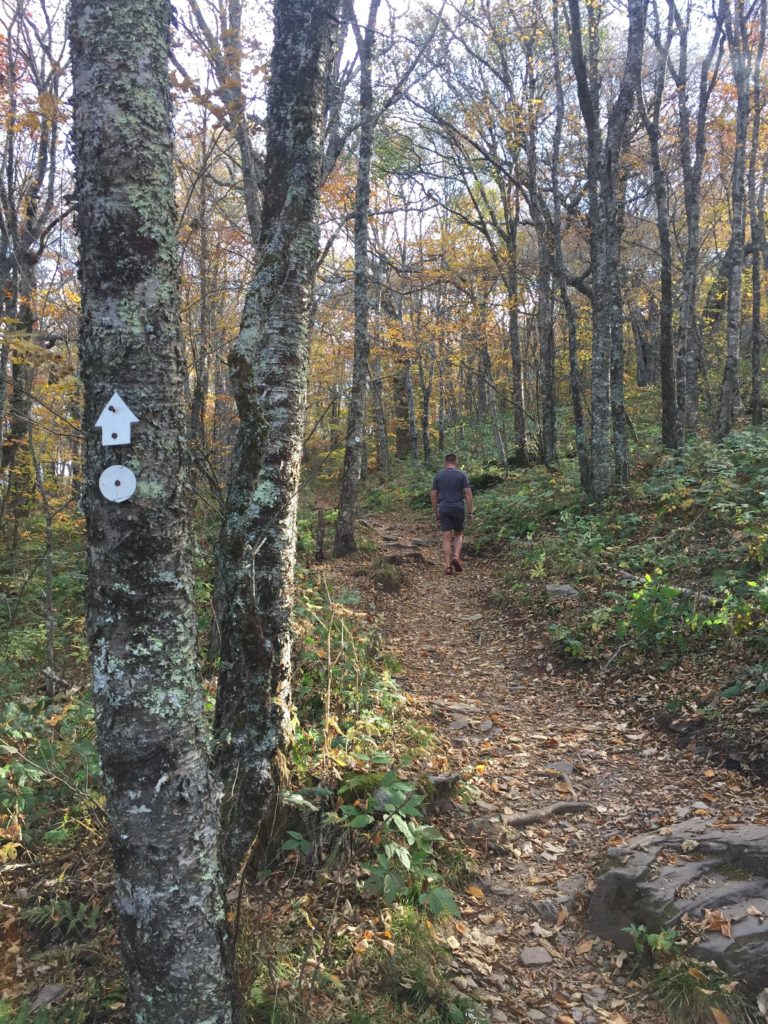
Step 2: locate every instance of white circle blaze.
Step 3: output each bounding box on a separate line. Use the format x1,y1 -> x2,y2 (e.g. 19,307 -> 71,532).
99,465 -> 137,503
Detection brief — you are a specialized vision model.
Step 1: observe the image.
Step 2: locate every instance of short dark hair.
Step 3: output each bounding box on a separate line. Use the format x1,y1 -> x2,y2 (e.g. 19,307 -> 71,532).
445,453 -> 457,464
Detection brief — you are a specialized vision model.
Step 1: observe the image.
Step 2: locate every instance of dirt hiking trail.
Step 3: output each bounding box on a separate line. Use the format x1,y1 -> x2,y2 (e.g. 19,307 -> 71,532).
333,512 -> 768,1024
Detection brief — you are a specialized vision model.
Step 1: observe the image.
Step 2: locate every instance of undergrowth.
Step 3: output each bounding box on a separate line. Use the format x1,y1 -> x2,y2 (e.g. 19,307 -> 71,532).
462,425 -> 768,771
627,924 -> 761,1024
1,527 -> 479,1022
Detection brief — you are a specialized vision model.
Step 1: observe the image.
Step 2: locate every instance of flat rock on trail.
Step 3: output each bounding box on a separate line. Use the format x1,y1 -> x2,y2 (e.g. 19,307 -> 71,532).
332,515 -> 768,1024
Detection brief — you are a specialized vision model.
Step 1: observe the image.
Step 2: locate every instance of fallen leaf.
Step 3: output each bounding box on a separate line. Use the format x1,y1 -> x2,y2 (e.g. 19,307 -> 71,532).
710,1010 -> 732,1024
465,885 -> 485,901
575,938 -> 594,955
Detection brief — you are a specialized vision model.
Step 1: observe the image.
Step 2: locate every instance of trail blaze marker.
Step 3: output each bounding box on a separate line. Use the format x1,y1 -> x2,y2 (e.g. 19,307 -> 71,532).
96,392 -> 139,502
99,465 -> 137,503
96,392 -> 139,446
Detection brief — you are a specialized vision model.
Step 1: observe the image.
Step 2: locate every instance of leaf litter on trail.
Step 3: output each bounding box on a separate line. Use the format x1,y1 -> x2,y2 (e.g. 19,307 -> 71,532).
328,515 -> 768,1023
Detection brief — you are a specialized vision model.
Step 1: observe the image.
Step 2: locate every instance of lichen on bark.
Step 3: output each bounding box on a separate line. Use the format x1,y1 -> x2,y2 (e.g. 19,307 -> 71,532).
213,0 -> 341,883
69,1 -> 232,1020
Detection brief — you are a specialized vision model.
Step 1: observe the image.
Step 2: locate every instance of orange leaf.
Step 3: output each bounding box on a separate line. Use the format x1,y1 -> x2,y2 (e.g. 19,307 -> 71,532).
710,1009 -> 733,1024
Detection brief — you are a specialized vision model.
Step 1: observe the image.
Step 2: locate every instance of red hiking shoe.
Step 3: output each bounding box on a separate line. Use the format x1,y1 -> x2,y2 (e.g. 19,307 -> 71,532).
451,557 -> 464,573
444,565 -> 454,575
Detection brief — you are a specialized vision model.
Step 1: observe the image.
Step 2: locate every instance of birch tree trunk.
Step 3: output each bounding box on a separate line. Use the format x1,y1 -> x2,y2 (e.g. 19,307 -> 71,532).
552,0 -> 591,491
642,14 -> 677,447
506,256 -> 528,466
370,356 -> 390,476
418,344 -> 435,464
69,1 -> 232,1019
568,0 -> 647,497
669,0 -> 725,436
481,345 -> 508,466
334,0 -> 382,556
406,360 -> 420,461
718,0 -> 752,439
213,0 -> 340,883
749,0 -> 767,424
524,41 -> 557,467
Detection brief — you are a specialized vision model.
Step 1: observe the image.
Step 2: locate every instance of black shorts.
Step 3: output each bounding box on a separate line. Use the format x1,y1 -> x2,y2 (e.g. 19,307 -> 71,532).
439,508 -> 465,533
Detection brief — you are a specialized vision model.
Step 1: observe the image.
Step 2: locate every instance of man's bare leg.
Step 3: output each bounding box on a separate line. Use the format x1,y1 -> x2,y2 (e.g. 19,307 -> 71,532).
442,530 -> 454,571
453,531 -> 464,563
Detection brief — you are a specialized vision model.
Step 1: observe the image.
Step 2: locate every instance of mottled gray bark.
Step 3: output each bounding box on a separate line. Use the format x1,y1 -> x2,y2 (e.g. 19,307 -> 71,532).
481,345 -> 507,466
642,13 -> 677,447
393,359 -> 411,459
668,0 -> 725,435
506,257 -> 528,467
418,343 -> 435,464
69,1 -> 232,1020
334,0 -> 382,556
524,39 -> 557,467
568,0 -> 647,497
718,0 -> 753,440
405,360 -> 419,461
0,343 -> 7,459
749,0 -> 766,425
437,346 -> 446,452
370,357 -> 389,476
213,0 -> 340,883
552,0 -> 590,491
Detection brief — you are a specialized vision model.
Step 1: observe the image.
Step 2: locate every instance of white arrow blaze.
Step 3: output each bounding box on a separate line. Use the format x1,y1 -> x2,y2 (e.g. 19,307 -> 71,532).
95,391 -> 139,446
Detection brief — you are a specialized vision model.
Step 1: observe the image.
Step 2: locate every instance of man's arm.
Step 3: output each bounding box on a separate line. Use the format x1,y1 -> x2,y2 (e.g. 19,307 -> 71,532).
431,488 -> 439,522
464,487 -> 473,522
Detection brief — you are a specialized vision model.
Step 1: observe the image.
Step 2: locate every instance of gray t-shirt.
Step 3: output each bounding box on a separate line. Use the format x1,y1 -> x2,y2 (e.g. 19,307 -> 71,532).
432,467 -> 470,509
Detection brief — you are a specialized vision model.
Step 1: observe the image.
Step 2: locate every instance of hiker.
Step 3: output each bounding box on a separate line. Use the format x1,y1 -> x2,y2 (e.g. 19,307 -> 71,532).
431,454 -> 473,575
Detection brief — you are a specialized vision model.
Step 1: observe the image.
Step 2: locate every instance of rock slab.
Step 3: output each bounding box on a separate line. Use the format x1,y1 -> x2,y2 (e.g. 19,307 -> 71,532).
589,820 -> 768,996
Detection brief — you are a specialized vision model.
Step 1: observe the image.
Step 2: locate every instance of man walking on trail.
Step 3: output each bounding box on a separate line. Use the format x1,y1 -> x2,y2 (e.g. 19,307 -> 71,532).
431,454 -> 473,575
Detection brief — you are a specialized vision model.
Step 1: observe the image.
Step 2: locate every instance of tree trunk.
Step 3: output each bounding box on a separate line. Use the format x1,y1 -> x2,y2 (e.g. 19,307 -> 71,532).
370,356 -> 390,476
506,260 -> 527,466
524,42 -> 557,467
437,345 -> 446,452
405,360 -> 419,461
393,359 -> 411,459
69,1 -> 233,1019
418,345 -> 435,464
213,0 -> 340,883
552,0 -> 590,491
567,0 -> 647,497
641,17 -> 677,446
749,0 -> 767,425
670,0 -> 725,436
717,0 -> 752,440
481,345 -> 507,466
334,0 -> 382,556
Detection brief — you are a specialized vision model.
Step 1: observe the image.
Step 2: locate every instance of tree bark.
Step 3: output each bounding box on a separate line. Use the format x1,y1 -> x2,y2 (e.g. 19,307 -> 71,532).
506,256 -> 528,466
567,0 -> 647,497
642,13 -> 677,447
418,343 -> 435,464
749,0 -> 767,424
334,0 -> 382,556
370,356 -> 390,476
213,0 -> 340,883
668,0 -> 725,436
69,1 -> 233,1019
405,359 -> 419,461
717,0 -> 752,440
552,0 -> 590,491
